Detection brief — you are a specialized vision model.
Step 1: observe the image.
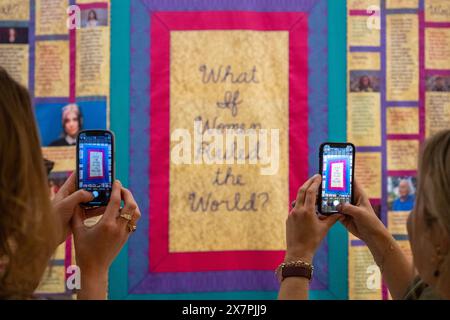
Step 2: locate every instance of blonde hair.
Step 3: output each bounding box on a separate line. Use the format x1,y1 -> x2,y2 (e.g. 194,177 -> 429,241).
61,103 -> 82,135
417,129 -> 450,287
62,104 -> 80,122
0,67 -> 60,298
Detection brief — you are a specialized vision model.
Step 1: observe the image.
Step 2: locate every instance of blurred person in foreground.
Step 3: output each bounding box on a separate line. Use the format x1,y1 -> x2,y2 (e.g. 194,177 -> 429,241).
279,130 -> 450,300
0,67 -> 141,299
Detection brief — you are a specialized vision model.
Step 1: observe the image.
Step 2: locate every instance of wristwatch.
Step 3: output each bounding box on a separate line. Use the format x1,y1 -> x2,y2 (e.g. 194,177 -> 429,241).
275,260 -> 314,283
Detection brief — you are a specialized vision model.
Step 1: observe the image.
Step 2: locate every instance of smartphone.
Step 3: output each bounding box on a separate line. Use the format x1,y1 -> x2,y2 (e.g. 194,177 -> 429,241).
318,142 -> 355,215
76,130 -> 114,207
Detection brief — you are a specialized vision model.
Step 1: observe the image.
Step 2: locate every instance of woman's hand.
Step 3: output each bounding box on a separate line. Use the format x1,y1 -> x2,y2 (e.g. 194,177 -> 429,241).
286,174 -> 340,263
71,180 -> 141,299
337,179 -> 389,247
279,174 -> 340,300
52,173 -> 99,244
71,180 -> 140,274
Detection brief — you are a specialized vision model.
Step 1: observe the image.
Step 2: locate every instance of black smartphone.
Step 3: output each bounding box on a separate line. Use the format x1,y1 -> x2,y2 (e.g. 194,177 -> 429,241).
76,130 -> 115,207
318,142 -> 355,215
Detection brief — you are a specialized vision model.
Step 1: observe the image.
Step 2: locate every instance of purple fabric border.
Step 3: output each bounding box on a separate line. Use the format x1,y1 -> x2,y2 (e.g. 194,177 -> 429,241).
349,46 -> 380,52
35,35 -> 70,41
141,0 -> 318,11
34,97 -> 70,104
29,0 -> 36,102
380,0 -> 388,300
385,8 -> 418,15
356,146 -> 382,152
350,239 -> 365,247
385,101 -> 418,107
380,0 -> 388,230
128,0 -> 329,295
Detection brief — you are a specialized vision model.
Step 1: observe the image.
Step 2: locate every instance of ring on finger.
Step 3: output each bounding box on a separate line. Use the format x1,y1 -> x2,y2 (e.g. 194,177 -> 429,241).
119,213 -> 133,221
127,223 -> 137,233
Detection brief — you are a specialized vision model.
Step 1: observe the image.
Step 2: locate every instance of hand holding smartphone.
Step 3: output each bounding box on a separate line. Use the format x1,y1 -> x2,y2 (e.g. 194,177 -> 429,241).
76,130 -> 115,207
318,142 -> 355,215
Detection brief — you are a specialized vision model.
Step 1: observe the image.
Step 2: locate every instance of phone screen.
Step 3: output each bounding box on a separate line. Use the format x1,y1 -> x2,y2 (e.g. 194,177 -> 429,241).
77,130 -> 114,206
319,143 -> 354,214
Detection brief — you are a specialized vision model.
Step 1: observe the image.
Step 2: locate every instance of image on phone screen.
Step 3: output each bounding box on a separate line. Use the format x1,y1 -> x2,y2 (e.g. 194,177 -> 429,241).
320,144 -> 354,214
77,131 -> 113,206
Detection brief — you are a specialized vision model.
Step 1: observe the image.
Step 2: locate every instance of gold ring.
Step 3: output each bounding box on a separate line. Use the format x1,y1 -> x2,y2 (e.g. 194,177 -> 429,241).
119,213 -> 133,221
127,223 -> 137,233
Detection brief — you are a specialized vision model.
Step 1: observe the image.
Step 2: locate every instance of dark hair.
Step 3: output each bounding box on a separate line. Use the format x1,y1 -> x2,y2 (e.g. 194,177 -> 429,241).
359,75 -> 371,90
88,10 -> 98,21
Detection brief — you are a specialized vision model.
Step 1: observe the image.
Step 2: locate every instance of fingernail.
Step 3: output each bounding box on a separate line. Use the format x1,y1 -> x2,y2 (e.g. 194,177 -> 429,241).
115,180 -> 122,186
336,204 -> 342,212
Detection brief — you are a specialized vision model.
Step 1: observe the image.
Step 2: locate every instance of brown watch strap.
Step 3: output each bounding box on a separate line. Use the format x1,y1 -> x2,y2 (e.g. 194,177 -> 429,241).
281,265 -> 313,281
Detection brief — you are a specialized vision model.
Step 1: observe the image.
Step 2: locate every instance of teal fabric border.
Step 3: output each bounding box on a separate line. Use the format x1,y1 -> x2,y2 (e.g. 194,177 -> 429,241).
109,0 -> 130,300
109,0 -> 348,300
325,0 -> 348,300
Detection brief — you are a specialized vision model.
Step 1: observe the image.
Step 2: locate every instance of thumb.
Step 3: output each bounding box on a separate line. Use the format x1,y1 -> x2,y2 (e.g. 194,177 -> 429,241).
64,189 -> 94,207
338,203 -> 364,218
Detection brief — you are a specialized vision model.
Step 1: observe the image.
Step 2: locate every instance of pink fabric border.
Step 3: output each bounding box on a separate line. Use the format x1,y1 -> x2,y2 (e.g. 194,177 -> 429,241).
87,149 -> 106,180
149,11 -> 309,273
77,2 -> 109,10
349,9 -> 375,16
